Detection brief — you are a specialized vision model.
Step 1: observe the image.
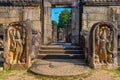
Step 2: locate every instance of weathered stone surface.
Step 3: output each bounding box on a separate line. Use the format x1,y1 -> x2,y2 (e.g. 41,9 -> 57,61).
88,22 -> 118,68
72,4 -> 79,44
32,21 -> 41,32
82,20 -> 99,30
0,12 -> 8,18
116,8 -> 120,14
83,7 -> 107,14
9,9 -> 20,18
87,14 -> 107,21
0,8 -> 8,13
4,20 -> 32,70
31,32 -> 41,59
23,7 -> 40,21
9,18 -> 20,23
43,5 -> 52,45
88,21 -> 100,28
30,59 -> 89,77
0,18 -> 6,23
82,14 -> 87,20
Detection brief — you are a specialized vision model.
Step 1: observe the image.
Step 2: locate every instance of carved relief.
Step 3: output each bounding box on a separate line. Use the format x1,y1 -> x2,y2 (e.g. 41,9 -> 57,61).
95,25 -> 114,64
4,21 -> 32,69
8,25 -> 26,64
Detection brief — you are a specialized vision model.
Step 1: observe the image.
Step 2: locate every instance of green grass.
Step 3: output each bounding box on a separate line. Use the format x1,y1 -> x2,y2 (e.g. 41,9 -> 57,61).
59,78 -> 68,80
101,67 -> 120,74
115,67 -> 120,74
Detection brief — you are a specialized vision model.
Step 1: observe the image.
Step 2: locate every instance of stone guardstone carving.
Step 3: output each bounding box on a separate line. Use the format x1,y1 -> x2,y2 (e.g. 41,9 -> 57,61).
89,22 -> 118,68
4,20 -> 32,69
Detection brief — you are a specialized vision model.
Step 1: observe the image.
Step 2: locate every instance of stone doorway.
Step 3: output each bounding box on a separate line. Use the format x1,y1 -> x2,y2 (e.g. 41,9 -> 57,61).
51,8 -> 72,43
42,0 -> 80,45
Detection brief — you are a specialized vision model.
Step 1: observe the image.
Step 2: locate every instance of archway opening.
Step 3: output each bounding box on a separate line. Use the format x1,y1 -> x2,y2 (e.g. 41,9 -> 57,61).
51,7 -> 72,43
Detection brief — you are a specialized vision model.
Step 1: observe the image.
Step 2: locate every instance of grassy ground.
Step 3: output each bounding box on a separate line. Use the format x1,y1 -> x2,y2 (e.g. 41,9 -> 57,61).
0,68 -> 120,80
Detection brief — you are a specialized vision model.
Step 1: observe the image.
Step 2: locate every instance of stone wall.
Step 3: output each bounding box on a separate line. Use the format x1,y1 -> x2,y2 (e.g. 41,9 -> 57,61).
0,6 -> 42,33
82,6 -> 120,34
82,5 -> 120,67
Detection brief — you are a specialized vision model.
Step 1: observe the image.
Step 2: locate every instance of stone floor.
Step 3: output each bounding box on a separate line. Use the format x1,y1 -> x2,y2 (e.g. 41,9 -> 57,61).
30,59 -> 90,77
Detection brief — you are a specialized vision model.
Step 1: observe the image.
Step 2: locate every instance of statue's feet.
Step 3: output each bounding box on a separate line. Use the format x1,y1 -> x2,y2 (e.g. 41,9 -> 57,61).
18,60 -> 21,64
9,60 -> 13,64
13,60 -> 17,64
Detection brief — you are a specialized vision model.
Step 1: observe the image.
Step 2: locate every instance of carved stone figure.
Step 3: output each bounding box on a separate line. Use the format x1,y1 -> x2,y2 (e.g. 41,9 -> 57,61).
9,26 -> 24,64
99,27 -> 108,63
4,21 -> 32,69
95,25 -> 115,64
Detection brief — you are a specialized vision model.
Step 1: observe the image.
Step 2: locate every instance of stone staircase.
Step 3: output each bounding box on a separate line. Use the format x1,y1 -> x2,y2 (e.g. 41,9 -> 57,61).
37,43 -> 85,59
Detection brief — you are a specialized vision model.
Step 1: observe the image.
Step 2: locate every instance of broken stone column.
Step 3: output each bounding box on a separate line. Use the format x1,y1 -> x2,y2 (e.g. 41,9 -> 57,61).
4,20 -> 32,69
89,22 -> 118,69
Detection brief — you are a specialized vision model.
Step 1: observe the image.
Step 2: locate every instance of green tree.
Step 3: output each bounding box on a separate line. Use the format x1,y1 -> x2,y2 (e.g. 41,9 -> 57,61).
57,9 -> 71,28
52,20 -> 57,27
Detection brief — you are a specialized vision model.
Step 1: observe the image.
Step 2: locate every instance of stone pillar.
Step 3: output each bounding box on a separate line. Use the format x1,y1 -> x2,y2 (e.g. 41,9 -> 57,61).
43,1 -> 52,45
72,1 -> 80,44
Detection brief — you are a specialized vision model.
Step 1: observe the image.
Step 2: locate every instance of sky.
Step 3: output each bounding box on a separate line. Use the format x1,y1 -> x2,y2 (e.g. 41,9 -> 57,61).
52,8 -> 71,24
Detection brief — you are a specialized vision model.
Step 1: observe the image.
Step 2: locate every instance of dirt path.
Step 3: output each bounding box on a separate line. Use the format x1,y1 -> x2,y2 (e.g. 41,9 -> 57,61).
83,69 -> 120,80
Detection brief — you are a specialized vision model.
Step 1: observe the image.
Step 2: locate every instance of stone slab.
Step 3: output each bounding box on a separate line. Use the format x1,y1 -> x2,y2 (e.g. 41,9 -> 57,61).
23,7 -> 40,21
30,59 -> 90,77
83,7 -> 107,14
0,12 -> 9,18
9,9 -> 20,18
32,21 -> 41,32
87,14 -> 107,21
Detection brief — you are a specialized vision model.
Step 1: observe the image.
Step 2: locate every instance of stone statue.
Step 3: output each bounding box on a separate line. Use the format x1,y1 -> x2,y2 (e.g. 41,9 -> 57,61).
99,27 -> 108,63
9,26 -> 24,64
4,21 -> 32,69
95,26 -> 114,64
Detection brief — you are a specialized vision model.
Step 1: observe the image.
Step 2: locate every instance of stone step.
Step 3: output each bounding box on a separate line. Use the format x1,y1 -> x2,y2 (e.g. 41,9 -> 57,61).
117,47 -> 120,50
40,45 -> 82,50
37,54 -> 85,59
39,50 -> 83,54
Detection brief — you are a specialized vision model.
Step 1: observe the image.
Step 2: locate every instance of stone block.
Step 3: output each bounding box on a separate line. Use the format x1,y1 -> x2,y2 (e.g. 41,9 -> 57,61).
116,14 -> 120,21
88,21 -> 99,28
116,8 -> 120,14
88,14 -> 107,21
0,18 -> 6,23
0,12 -> 9,18
0,18 -> 10,24
84,7 -> 107,14
9,18 -> 20,23
82,20 -> 88,30
0,8 -> 8,13
32,21 -> 41,32
82,14 -> 87,20
9,9 -> 20,18
23,7 -> 40,21
82,20 -> 100,30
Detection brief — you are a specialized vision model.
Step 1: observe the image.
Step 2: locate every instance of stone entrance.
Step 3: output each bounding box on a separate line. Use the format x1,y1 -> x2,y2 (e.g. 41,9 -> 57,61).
43,0 -> 80,45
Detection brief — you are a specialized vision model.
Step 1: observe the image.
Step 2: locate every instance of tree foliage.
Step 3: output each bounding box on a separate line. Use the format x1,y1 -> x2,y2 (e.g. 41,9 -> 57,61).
57,9 -> 71,28
52,20 -> 57,27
